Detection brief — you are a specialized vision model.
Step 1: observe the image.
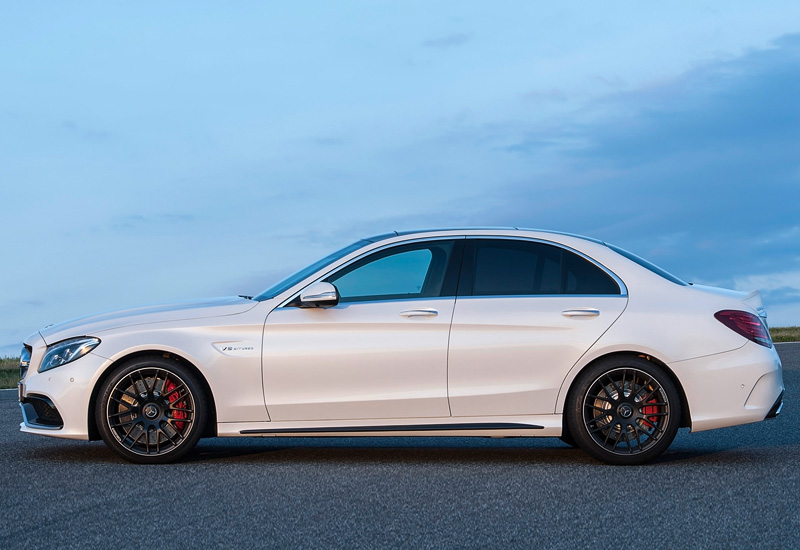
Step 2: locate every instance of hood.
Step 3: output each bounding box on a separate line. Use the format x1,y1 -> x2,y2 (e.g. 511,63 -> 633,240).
37,296 -> 259,345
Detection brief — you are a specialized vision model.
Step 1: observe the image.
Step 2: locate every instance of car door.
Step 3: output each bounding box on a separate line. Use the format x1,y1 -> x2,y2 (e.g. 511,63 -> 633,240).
448,238 -> 628,417
262,238 -> 463,422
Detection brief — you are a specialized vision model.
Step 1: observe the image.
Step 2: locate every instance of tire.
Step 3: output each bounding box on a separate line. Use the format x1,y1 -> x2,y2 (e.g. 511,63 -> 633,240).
559,427 -> 577,448
96,356 -> 207,464
567,356 -> 681,465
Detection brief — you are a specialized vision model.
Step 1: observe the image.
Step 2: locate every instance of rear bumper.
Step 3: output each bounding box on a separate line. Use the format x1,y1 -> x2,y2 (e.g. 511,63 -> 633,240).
766,390 -> 784,419
672,341 -> 784,432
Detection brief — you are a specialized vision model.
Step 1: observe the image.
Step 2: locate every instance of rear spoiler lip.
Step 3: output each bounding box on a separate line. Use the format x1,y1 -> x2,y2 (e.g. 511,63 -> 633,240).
744,289 -> 760,300
689,285 -> 768,322
742,289 -> 767,321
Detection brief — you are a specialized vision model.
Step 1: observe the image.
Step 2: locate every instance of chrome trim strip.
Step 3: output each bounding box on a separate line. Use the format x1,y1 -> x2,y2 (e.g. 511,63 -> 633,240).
276,233 -> 628,308
400,308 -> 439,318
303,291 -> 337,301
457,294 -> 628,300
276,295 -> 451,310
562,308 -> 601,318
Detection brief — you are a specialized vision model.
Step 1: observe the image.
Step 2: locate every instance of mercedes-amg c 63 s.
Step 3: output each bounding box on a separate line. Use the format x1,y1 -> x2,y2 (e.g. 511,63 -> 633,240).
18,229 -> 784,464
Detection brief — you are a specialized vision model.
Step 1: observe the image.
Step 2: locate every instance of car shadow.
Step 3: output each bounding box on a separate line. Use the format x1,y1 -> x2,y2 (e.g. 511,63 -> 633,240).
185,439 -> 588,465
20,434 -> 795,467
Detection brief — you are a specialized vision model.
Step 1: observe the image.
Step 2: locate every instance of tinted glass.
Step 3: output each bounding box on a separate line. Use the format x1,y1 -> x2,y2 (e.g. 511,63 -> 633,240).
467,239 -> 620,296
328,241 -> 455,302
472,241 -> 561,295
564,251 -> 620,294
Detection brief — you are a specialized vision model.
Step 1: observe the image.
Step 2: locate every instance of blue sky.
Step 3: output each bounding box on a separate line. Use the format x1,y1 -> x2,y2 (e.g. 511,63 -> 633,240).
2,2 -> 799,356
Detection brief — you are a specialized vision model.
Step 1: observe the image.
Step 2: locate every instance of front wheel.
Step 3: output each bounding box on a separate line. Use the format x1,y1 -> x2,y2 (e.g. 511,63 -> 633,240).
96,356 -> 207,464
567,357 -> 681,465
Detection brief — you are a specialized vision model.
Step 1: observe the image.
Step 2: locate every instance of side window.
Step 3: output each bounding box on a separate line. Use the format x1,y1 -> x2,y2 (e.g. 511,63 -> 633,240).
472,241 -> 560,295
328,241 -> 455,303
564,251 -> 620,294
466,239 -> 619,296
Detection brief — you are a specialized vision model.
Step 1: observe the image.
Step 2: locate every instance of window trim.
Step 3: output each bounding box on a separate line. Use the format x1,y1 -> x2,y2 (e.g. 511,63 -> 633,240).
327,243 -> 447,303
458,236 -> 627,298
604,242 -> 687,286
279,237 -> 466,308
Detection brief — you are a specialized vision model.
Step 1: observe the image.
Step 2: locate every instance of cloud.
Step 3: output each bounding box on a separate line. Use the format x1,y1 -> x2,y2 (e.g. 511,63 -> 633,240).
520,89 -> 570,103
337,33 -> 799,316
3,299 -> 44,308
311,136 -> 348,147
0,344 -> 21,358
735,269 -> 800,303
763,286 -> 800,305
467,33 -> 800,291
422,33 -> 473,49
109,213 -> 195,232
61,120 -> 111,141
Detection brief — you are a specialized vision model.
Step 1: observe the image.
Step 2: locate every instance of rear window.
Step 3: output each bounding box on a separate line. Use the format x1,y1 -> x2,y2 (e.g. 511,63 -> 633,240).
605,243 -> 687,286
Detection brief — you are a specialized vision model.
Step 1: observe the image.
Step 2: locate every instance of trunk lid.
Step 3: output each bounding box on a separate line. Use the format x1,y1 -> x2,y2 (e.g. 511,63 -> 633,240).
691,284 -> 769,326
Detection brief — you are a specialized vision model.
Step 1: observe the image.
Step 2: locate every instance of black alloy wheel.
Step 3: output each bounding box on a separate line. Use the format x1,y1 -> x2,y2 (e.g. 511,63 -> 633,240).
96,356 -> 207,464
567,356 -> 681,465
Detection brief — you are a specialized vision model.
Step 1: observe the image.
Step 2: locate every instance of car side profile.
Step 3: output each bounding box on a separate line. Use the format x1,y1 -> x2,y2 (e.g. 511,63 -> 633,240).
19,228 -> 784,465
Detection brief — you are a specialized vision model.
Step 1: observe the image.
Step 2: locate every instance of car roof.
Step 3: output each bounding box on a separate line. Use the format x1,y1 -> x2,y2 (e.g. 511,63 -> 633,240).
364,227 -> 606,245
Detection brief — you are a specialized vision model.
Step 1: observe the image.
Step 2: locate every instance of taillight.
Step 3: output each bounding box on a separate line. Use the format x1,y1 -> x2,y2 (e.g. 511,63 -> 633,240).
714,310 -> 772,348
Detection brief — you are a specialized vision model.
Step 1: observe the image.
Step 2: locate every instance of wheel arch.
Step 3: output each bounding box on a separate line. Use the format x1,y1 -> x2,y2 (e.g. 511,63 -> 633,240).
560,351 -> 691,439
87,349 -> 218,441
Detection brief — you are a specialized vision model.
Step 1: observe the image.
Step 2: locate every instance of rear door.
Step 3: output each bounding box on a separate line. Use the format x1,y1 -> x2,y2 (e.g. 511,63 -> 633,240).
448,238 -> 627,417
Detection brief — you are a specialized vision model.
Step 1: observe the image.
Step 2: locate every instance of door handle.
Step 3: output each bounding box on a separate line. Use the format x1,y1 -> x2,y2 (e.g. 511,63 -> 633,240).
400,308 -> 439,318
562,308 -> 600,318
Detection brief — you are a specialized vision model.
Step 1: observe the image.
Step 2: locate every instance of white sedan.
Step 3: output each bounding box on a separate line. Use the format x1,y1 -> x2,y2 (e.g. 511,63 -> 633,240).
18,228 -> 784,464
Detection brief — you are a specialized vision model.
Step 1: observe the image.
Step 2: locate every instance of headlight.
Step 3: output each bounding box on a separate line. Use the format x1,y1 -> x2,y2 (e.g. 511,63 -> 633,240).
20,346 -> 31,379
39,337 -> 101,372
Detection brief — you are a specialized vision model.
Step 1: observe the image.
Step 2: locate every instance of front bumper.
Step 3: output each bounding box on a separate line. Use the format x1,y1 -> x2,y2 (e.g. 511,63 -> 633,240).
19,349 -> 110,441
20,393 -> 64,429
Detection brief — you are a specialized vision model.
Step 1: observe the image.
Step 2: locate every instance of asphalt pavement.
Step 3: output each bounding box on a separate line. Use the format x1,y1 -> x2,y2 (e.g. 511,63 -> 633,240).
2,343 -> 798,549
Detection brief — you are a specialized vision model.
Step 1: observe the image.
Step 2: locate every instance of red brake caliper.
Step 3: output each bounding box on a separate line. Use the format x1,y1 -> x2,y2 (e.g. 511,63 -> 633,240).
165,380 -> 187,431
642,398 -> 659,426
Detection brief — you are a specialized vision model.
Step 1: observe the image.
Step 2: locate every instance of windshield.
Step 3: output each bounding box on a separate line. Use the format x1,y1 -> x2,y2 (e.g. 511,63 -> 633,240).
253,240 -> 370,301
605,242 -> 687,286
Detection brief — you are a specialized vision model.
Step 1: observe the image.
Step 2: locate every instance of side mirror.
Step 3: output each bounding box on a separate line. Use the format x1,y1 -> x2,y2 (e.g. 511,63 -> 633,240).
299,281 -> 340,308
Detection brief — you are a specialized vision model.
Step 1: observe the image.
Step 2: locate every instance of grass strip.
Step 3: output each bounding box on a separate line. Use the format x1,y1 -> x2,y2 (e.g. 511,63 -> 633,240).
770,326 -> 800,343
1,368 -> 19,390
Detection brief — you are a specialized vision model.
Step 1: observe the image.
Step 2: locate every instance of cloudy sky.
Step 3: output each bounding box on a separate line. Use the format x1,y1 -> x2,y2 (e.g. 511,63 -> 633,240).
2,2 -> 799,356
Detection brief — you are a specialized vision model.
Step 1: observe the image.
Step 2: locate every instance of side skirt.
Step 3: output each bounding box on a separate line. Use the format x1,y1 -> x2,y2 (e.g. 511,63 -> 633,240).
240,422 -> 543,435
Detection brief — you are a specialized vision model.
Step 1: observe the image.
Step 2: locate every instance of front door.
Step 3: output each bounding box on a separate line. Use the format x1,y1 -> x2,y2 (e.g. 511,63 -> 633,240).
262,239 -> 462,422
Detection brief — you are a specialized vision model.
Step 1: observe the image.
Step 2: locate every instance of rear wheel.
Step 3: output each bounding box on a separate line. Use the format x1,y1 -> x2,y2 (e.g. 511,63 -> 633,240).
96,356 -> 207,464
567,356 -> 680,465
559,427 -> 577,448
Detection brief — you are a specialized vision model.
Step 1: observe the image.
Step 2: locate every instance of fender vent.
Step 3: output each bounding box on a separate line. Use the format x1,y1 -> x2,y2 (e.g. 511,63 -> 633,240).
21,395 -> 64,429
